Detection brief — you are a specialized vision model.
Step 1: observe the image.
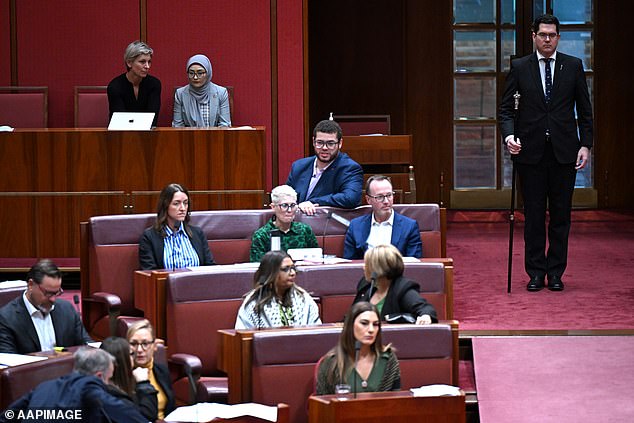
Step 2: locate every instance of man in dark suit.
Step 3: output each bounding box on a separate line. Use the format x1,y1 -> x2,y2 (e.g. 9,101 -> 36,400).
0,259 -> 92,354
286,119 -> 363,215
499,14 -> 593,292
344,175 -> 422,259
1,347 -> 147,423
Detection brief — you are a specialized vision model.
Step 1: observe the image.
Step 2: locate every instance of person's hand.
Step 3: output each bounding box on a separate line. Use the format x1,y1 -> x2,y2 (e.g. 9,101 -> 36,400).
576,146 -> 590,170
298,201 -> 319,216
132,367 -> 149,382
505,135 -> 521,155
415,314 -> 432,325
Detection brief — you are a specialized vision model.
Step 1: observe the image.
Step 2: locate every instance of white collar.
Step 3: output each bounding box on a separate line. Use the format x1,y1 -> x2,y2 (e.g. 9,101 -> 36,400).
372,209 -> 394,226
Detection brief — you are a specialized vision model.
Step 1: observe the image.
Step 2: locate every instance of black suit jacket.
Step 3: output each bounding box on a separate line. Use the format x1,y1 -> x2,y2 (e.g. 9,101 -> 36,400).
152,362 -> 176,416
352,276 -> 437,323
499,51 -> 593,164
0,296 -> 93,354
138,223 -> 215,270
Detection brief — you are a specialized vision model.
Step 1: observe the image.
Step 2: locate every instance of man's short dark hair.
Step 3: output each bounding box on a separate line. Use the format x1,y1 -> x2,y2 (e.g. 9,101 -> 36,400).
27,259 -> 62,285
532,14 -> 560,34
313,119 -> 343,141
365,174 -> 392,195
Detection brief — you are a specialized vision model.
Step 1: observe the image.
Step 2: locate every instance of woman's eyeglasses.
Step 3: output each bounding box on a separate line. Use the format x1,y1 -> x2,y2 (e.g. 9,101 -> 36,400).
279,265 -> 297,273
129,340 -> 154,350
276,203 -> 298,212
188,70 -> 207,79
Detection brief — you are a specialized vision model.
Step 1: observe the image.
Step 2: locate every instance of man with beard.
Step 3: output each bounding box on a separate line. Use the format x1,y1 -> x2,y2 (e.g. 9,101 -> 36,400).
286,120 -> 363,215
0,260 -> 92,354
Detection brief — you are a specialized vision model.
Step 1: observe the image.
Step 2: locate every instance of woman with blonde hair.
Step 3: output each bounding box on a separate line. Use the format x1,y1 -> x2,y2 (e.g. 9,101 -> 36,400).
352,244 -> 437,324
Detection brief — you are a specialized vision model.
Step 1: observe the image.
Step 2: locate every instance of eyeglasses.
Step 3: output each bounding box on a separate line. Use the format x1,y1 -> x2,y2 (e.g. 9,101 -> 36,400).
279,265 -> 297,273
188,70 -> 207,79
314,140 -> 339,149
276,203 -> 298,212
36,284 -> 64,298
367,192 -> 395,202
129,340 -> 154,350
536,32 -> 558,40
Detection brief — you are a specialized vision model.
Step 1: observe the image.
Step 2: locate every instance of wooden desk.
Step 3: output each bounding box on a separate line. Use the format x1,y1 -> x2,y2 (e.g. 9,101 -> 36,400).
309,391 -> 465,423
0,127 -> 266,259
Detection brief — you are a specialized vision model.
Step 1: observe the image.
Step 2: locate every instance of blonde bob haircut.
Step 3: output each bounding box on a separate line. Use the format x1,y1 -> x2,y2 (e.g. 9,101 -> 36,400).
363,244 -> 404,281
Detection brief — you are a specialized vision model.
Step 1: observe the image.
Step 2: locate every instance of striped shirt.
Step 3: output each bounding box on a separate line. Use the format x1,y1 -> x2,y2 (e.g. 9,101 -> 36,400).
163,225 -> 200,269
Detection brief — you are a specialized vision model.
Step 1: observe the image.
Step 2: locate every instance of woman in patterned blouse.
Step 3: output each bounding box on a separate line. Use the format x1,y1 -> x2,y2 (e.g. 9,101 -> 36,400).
235,251 -> 321,329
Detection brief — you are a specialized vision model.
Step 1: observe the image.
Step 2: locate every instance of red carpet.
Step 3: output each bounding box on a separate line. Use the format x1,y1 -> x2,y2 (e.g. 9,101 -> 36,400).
447,210 -> 634,331
473,336 -> 634,422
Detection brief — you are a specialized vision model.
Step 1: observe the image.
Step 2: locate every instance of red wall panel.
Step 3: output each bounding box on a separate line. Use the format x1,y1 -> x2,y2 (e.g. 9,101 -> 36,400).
15,0 -> 140,127
276,0 -> 305,184
0,0 -> 10,85
147,0 -> 273,187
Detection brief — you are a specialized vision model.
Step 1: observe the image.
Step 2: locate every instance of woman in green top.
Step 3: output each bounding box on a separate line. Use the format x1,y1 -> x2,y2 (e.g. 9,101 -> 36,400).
316,302 -> 401,394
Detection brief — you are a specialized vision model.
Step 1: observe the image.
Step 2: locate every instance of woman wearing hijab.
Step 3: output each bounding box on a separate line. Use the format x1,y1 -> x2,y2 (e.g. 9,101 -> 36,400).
172,54 -> 231,127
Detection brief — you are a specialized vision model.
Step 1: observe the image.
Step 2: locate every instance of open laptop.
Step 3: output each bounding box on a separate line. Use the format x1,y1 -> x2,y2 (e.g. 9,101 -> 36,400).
107,112 -> 155,131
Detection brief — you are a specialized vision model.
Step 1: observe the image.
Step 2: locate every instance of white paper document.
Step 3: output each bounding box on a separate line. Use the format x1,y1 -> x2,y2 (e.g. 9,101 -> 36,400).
410,384 -> 462,397
0,353 -> 48,368
165,402 -> 278,422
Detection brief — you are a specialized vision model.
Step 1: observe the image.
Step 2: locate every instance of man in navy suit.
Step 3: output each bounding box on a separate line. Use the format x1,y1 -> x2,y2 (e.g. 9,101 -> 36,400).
499,14 -> 593,292
0,259 -> 92,354
344,175 -> 422,259
286,119 -> 363,215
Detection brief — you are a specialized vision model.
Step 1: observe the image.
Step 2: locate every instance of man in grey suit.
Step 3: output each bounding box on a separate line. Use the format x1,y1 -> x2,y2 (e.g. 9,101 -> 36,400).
0,259 -> 92,354
499,14 -> 593,292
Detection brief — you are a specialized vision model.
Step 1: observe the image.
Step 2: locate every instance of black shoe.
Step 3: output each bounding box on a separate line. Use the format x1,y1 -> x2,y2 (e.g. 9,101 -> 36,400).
526,276 -> 545,291
548,275 -> 565,291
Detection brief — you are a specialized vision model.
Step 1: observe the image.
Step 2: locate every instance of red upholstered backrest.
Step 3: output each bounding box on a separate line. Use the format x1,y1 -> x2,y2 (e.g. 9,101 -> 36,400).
165,268 -> 256,375
250,324 -> 454,423
0,88 -> 48,128
0,353 -> 74,409
75,87 -> 109,128
0,282 -> 26,307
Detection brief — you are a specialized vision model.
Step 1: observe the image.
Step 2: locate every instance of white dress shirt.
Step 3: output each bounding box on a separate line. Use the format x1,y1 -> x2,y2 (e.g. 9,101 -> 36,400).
22,291 -> 56,351
366,210 -> 395,249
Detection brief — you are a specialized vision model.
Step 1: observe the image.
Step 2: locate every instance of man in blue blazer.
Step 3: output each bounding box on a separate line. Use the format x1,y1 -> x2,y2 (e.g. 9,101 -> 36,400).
0,260 -> 92,354
344,175 -> 422,259
286,120 -> 363,215
499,14 -> 593,292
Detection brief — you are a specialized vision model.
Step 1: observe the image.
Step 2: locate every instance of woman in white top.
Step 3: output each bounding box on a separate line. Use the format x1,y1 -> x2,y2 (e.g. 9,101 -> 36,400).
235,251 -> 321,329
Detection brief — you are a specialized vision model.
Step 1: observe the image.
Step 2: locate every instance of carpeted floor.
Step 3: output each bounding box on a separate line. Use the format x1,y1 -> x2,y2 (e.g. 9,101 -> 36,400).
473,336 -> 634,422
447,210 -> 634,331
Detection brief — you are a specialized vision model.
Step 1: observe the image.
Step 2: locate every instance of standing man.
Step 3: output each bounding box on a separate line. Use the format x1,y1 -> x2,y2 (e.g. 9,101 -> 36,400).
0,259 -> 93,354
499,14 -> 593,292
286,120 -> 364,215
344,175 -> 422,259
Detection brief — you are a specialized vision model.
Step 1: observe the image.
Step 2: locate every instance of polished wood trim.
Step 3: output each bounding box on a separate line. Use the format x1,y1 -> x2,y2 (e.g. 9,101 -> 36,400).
139,0 -> 147,41
270,0 -> 279,186
9,0 -> 17,85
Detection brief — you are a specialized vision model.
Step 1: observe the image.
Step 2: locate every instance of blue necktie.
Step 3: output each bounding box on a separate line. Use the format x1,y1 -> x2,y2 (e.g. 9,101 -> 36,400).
544,58 -> 553,103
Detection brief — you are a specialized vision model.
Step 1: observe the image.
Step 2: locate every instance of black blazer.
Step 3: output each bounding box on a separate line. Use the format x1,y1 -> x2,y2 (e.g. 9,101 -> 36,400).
499,51 -> 593,165
0,296 -> 93,354
138,223 -> 215,270
352,276 -> 438,323
153,362 -> 176,417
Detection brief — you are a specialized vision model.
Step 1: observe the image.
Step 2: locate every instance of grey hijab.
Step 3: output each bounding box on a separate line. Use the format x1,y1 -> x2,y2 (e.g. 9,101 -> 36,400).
185,54 -> 213,126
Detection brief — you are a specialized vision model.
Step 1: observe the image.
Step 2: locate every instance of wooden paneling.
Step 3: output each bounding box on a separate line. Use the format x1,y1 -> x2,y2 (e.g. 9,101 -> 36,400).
595,1 -> 634,209
0,0 -> 10,85
0,128 -> 266,258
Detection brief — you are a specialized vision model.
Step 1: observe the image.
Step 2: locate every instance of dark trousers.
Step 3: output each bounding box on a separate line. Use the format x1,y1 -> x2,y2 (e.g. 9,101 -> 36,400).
516,143 -> 577,279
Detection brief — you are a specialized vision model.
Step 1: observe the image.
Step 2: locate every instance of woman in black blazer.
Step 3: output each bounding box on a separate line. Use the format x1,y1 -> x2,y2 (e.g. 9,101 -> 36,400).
351,244 -> 437,324
139,183 -> 215,270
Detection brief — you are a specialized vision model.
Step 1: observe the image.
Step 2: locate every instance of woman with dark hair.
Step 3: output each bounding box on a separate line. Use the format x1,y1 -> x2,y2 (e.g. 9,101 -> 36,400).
352,244 -> 437,324
316,302 -> 400,394
138,183 -> 215,270
235,251 -> 321,329
100,336 -> 158,421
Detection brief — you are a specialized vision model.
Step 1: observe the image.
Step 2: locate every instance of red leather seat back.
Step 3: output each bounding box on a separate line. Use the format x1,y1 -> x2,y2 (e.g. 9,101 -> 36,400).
0,88 -> 48,128
75,88 -> 109,128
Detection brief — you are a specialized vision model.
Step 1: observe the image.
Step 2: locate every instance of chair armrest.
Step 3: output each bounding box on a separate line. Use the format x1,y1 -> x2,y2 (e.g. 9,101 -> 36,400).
169,353 -> 202,404
82,292 -> 122,336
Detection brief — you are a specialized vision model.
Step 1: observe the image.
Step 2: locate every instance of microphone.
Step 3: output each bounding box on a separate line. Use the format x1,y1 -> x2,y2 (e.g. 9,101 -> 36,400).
353,340 -> 361,398
73,294 -> 81,314
172,221 -> 181,271
321,211 -> 333,261
367,271 -> 377,300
